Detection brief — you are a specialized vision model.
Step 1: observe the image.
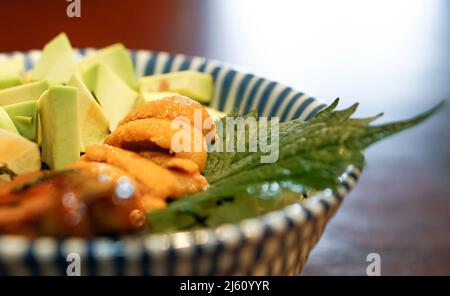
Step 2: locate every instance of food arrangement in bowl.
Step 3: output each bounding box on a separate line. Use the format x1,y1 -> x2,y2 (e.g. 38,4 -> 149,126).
0,33 -> 443,275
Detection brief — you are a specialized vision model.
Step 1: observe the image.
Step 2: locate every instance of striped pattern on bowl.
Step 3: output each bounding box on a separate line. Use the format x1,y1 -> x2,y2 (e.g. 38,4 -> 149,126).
0,49 -> 359,276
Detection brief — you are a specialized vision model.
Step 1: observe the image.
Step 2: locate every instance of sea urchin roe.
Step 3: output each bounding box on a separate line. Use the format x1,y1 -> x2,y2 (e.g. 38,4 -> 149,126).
82,144 -> 208,204
68,161 -> 142,187
104,118 -> 207,171
0,96 -> 214,237
83,144 -> 178,198
139,151 -> 200,174
118,95 -> 216,135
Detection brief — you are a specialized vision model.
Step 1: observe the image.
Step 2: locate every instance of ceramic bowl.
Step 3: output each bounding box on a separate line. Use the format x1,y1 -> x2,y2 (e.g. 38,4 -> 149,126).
0,49 -> 360,275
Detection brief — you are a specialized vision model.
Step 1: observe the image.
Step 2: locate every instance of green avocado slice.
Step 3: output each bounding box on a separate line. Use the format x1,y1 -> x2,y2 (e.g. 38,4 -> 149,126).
30,33 -> 77,83
0,56 -> 24,90
138,71 -> 214,103
38,85 -> 81,169
0,80 -> 49,106
4,100 -> 38,141
83,64 -> 137,131
0,106 -> 19,134
67,73 -> 109,151
79,43 -> 137,89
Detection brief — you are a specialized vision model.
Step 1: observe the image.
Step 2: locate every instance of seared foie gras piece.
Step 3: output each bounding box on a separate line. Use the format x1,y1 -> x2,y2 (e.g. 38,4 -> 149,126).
0,163 -> 146,237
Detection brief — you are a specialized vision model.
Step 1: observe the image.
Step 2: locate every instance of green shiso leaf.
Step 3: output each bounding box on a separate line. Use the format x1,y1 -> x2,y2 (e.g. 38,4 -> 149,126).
148,99 -> 445,233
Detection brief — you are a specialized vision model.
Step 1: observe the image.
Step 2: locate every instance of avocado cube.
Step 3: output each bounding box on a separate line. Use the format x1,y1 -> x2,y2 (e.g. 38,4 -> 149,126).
38,86 -> 81,169
0,80 -> 49,106
79,43 -> 137,89
83,64 -> 137,131
67,73 -> 109,151
4,100 -> 38,141
30,33 -> 77,83
0,56 -> 24,90
0,106 -> 19,134
135,91 -> 180,107
138,71 -> 213,103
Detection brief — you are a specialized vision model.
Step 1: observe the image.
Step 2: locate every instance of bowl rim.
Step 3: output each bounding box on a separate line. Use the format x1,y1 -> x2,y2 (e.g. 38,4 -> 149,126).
0,48 -> 362,254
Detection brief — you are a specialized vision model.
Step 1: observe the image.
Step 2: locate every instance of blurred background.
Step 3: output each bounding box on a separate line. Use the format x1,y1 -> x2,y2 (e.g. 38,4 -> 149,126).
1,0 -> 449,275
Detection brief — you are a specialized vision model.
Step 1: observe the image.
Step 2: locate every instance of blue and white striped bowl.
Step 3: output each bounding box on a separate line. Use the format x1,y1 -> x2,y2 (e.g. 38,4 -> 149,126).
0,49 -> 360,276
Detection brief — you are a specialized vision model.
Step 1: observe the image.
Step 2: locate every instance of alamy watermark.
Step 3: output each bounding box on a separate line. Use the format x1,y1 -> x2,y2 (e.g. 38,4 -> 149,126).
366,253 -> 381,276
66,0 -> 81,18
66,252 -> 81,276
65,252 -> 381,275
170,110 -> 280,164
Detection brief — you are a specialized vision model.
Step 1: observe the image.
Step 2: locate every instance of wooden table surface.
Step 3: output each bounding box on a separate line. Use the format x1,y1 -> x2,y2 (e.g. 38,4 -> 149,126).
1,0 -> 449,275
